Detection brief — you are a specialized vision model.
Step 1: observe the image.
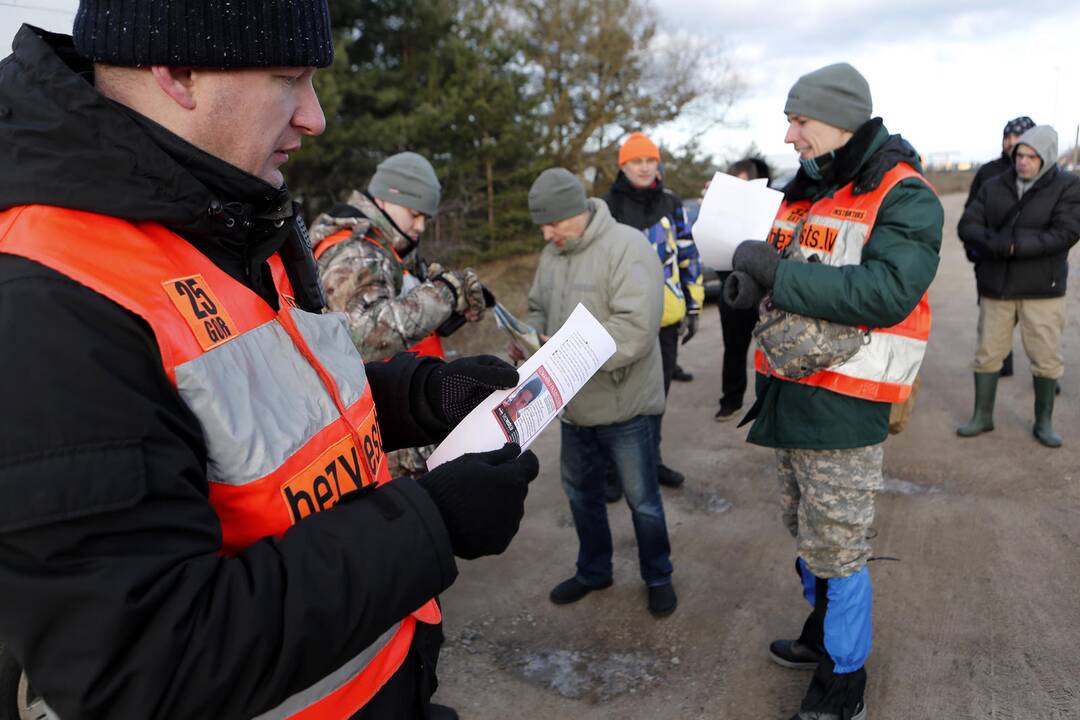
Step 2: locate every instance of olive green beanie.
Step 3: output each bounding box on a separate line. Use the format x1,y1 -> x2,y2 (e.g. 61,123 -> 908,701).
528,168 -> 588,225
784,63 -> 872,131
368,152 -> 441,217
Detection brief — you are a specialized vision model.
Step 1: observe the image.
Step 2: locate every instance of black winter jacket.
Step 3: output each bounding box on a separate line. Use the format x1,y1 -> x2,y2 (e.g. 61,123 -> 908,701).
958,165 -> 1080,299
964,154 -> 1011,209
0,26 -> 456,719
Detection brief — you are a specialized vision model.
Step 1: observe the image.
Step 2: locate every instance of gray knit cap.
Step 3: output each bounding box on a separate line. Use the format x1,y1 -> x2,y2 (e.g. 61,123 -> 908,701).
368,152 -> 441,217
528,168 -> 587,225
784,63 -> 872,132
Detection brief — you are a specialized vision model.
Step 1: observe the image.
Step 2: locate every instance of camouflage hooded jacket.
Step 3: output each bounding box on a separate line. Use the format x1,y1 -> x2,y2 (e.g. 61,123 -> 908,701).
310,191 -> 456,361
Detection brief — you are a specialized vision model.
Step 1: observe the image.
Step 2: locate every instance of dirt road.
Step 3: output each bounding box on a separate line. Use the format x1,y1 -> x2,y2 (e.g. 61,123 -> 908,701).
434,192 -> 1080,719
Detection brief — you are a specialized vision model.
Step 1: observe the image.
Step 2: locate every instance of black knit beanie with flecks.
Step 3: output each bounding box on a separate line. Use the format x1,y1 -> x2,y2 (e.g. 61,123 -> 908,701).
72,0 -> 333,68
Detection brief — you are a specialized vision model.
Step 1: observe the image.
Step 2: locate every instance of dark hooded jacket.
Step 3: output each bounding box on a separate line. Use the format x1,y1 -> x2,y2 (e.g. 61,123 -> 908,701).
958,126 -> 1080,300
746,119 -> 943,449
0,26 -> 457,719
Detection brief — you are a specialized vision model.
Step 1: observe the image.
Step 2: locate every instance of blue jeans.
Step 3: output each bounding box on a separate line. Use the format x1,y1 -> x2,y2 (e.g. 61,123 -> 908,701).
560,415 -> 673,587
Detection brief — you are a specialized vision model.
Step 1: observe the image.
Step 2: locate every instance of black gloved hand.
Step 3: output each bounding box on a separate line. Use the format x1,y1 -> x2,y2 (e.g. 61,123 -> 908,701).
723,271 -> 764,310
419,443 -> 540,559
425,355 -> 519,426
732,240 -> 781,289
681,313 -> 698,345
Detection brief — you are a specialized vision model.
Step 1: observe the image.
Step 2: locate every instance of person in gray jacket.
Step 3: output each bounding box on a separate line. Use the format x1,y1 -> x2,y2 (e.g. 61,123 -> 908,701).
510,168 -> 677,616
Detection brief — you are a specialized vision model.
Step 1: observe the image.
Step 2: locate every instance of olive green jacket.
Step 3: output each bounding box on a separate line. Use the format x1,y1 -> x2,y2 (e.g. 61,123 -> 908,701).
527,199 -> 666,427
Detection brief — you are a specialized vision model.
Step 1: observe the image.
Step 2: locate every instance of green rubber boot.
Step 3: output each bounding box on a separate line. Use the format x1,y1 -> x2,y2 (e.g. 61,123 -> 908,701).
957,372 -> 998,437
1033,376 -> 1063,447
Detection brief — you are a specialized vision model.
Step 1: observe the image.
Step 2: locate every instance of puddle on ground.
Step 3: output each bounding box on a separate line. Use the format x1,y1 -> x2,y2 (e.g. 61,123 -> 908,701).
882,475 -> 942,495
682,491 -> 733,514
495,644 -> 661,702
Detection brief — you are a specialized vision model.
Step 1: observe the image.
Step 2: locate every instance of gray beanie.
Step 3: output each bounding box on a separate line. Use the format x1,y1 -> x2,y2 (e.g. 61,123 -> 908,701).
368,152 -> 441,217
784,63 -> 872,132
528,169 -> 588,225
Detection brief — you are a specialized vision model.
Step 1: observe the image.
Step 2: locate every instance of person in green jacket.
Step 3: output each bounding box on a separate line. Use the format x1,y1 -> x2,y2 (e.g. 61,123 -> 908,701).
511,168 -> 678,617
723,63 -> 943,720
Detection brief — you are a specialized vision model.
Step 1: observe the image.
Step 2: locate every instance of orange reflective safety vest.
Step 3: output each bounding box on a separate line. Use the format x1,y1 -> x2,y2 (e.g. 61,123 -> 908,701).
315,229 -> 446,359
755,164 -> 933,404
0,205 -> 441,719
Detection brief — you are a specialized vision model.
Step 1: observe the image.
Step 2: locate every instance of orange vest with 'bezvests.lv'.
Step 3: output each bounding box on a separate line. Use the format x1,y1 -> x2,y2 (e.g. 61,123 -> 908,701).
755,164 -> 933,404
0,205 -> 441,719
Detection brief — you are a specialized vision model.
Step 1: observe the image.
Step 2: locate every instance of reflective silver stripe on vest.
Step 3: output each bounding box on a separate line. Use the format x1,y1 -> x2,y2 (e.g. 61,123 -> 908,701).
802,213 -> 867,267
251,622 -> 401,720
289,309 -> 369,407
175,312 -> 368,486
829,331 -> 926,386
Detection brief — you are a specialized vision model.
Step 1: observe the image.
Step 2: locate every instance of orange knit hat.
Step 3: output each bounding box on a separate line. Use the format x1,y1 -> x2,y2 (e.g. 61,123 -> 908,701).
618,132 -> 661,166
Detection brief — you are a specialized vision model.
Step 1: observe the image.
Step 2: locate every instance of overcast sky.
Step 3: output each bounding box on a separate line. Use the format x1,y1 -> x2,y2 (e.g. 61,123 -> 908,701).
4,0 -> 1079,170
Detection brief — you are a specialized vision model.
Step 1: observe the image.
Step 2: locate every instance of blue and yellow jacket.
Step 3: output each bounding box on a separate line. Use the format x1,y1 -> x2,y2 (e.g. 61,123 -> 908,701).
603,172 -> 704,327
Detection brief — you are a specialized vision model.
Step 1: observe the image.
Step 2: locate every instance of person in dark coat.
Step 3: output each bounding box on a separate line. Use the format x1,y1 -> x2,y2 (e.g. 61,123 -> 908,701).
714,157 -> 772,421
962,115 -> 1037,377
957,124 -> 1080,447
0,5 -> 536,718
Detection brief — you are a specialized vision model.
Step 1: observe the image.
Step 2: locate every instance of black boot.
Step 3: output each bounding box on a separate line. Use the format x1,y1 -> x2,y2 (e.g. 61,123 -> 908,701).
770,575 -> 826,670
1000,351 -> 1014,377
657,463 -> 685,488
792,657 -> 867,720
957,372 -> 998,437
1033,376 -> 1063,447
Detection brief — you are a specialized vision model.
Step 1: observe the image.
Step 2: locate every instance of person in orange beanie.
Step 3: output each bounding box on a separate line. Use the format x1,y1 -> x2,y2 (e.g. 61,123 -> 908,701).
603,131 -> 704,497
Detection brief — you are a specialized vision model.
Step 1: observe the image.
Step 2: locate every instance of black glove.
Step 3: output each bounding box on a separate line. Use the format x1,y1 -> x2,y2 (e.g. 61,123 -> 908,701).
419,443 -> 539,559
732,240 -> 781,289
681,313 -> 698,345
425,355 -> 519,426
723,271 -> 764,310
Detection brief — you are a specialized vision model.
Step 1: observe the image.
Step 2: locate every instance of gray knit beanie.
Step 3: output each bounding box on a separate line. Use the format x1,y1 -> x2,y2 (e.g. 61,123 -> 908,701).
784,63 -> 872,132
368,152 -> 442,217
528,169 -> 587,225
73,0 -> 333,68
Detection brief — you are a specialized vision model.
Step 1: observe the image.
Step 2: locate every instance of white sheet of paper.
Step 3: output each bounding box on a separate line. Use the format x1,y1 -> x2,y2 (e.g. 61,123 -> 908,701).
692,171 -> 784,271
427,304 -> 616,469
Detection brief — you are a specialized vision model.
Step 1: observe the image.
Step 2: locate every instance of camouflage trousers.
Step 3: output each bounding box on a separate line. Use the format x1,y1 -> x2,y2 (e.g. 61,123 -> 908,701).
388,444 -> 435,480
776,445 -> 884,578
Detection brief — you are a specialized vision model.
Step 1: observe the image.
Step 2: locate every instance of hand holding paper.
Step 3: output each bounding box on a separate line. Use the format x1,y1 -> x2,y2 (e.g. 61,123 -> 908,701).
427,304 -> 616,468
692,172 -> 784,271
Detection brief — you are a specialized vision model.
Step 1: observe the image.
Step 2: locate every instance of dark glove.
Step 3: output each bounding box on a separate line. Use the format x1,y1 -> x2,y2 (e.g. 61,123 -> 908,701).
419,443 -> 539,559
425,355 -> 519,425
681,313 -> 698,345
968,231 -> 1012,261
963,241 -> 980,264
722,271 -> 764,310
731,240 -> 781,289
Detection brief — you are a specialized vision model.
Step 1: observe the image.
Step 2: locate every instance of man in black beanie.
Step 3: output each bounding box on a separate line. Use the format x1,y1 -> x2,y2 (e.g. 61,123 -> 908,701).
724,62 -> 942,720
0,3 -> 539,719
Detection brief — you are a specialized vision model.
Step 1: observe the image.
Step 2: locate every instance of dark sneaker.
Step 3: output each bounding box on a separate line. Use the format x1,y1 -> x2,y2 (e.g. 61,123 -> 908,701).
672,365 -> 694,382
657,463 -> 685,488
647,583 -> 677,617
605,465 -> 623,503
550,577 -> 613,605
714,404 -> 741,422
429,704 -> 460,720
769,639 -> 824,670
790,704 -> 866,720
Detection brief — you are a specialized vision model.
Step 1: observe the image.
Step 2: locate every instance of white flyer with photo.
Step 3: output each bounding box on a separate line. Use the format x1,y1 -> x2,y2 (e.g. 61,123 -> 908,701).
692,172 -> 784,271
426,303 -> 616,469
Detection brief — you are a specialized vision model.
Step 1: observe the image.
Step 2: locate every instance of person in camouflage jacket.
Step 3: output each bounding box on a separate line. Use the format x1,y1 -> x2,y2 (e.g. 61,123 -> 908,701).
311,153 -> 488,477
